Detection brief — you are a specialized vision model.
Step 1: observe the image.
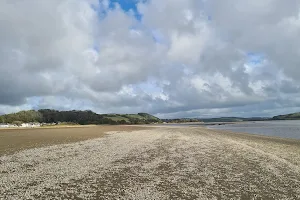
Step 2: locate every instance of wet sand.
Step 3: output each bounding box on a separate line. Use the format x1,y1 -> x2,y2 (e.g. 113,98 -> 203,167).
1,126 -> 300,199
0,125 -> 149,156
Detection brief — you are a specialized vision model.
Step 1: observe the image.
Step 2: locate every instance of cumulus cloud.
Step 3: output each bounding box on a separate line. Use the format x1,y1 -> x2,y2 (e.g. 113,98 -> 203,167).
1,0 -> 300,117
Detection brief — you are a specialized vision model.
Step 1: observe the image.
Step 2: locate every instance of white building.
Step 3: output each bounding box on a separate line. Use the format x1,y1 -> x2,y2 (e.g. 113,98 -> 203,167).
0,123 -> 41,128
0,123 -> 9,128
21,123 -> 41,128
0,123 -> 17,128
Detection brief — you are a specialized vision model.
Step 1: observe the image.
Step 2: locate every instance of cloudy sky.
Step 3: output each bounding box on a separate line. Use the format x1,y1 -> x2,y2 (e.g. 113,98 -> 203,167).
1,0 -> 300,118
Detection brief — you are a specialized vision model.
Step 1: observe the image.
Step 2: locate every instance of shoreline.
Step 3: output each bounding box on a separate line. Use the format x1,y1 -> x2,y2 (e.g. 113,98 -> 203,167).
1,125 -> 299,156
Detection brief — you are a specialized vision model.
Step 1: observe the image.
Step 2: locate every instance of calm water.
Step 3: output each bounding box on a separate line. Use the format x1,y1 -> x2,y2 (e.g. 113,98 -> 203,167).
208,120 -> 300,140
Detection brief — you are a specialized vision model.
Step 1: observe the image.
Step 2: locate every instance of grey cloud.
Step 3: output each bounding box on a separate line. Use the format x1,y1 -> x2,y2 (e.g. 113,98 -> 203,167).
1,0 -> 300,118
208,0 -> 300,80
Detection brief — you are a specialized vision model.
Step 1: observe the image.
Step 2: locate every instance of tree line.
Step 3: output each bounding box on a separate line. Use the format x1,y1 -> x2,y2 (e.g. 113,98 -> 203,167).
0,109 -> 161,125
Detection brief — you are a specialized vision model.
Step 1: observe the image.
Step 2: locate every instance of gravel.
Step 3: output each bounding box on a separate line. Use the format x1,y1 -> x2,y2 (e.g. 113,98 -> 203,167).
1,127 -> 300,199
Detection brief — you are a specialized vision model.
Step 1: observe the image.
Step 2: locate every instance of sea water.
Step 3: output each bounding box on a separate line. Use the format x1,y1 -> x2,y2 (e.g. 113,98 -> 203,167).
209,120 -> 300,139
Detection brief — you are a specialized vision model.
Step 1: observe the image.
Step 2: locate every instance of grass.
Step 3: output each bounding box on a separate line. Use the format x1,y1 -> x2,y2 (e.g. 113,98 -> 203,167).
102,113 -> 161,124
105,116 -> 131,122
125,114 -> 144,119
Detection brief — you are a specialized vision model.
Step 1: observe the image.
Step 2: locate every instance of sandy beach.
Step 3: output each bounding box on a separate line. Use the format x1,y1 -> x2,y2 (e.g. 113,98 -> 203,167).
0,125 -> 149,156
1,126 -> 300,199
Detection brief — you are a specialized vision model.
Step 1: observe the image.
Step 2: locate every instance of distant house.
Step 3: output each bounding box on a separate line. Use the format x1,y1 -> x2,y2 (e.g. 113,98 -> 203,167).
0,123 -> 9,128
0,123 -> 18,128
0,122 -> 41,128
21,123 -> 41,128
21,123 -> 29,128
33,123 -> 41,127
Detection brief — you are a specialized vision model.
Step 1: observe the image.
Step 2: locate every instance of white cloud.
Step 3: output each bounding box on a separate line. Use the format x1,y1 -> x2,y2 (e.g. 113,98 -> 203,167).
1,0 -> 300,117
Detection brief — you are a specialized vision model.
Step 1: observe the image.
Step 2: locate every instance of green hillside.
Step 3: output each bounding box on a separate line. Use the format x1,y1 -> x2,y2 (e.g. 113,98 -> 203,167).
272,112 -> 300,120
0,110 -> 161,125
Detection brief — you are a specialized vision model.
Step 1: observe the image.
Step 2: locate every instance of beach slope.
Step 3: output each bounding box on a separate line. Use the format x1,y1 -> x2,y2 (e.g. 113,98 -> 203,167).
1,126 -> 300,199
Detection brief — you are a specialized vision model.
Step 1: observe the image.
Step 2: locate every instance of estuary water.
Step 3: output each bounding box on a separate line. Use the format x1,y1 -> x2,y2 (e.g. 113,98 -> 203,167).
208,120 -> 300,140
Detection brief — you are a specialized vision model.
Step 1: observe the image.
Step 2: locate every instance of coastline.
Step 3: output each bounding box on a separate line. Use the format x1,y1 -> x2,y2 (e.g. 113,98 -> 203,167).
1,126 -> 299,199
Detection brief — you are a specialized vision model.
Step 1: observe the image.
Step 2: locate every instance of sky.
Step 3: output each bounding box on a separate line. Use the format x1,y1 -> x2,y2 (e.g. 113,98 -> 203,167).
1,0 -> 300,118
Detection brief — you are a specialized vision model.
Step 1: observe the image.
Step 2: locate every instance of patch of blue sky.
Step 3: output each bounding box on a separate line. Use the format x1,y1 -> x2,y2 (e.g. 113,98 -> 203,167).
93,1 -> 163,52
109,0 -> 143,21
93,44 -> 100,52
91,0 -> 143,21
247,52 -> 264,65
90,1 -> 107,20
151,29 -> 166,44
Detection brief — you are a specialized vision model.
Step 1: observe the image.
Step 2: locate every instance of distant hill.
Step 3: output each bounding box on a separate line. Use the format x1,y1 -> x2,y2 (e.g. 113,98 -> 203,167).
3,110 -> 299,126
272,112 -> 300,120
0,110 -> 161,125
162,116 -> 270,123
101,113 -> 161,124
200,117 -> 270,123
201,117 -> 244,122
162,118 -> 202,123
